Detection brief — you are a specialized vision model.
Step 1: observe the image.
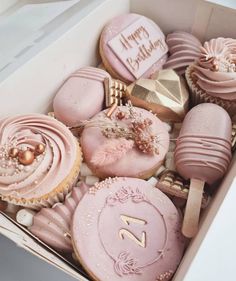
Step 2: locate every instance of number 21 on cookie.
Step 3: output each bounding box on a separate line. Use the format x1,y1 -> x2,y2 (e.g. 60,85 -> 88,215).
119,214 -> 147,248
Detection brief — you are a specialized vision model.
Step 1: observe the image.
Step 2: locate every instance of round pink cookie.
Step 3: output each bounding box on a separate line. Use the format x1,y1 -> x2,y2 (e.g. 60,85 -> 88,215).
72,177 -> 185,281
80,105 -> 169,179
100,14 -> 168,83
53,67 -> 110,127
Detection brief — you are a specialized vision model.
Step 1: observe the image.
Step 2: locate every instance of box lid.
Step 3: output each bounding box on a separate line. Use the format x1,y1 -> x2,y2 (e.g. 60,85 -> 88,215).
0,0 -> 106,83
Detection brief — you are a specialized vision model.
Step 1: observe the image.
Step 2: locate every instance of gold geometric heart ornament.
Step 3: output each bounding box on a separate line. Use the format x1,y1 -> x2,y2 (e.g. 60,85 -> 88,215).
126,69 -> 189,122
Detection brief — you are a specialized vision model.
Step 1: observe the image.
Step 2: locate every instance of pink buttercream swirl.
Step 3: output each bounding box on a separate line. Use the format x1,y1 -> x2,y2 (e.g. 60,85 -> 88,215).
0,114 -> 78,201
106,187 -> 146,206
114,251 -> 141,276
199,38 -> 235,71
191,37 -> 236,101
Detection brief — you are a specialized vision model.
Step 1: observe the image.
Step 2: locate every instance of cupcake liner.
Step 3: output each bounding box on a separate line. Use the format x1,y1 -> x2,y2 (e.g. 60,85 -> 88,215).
185,65 -> 236,118
1,143 -> 83,210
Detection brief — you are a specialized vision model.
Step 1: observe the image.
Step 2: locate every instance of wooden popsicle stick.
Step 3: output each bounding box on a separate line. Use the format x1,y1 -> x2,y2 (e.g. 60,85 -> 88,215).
182,178 -> 205,238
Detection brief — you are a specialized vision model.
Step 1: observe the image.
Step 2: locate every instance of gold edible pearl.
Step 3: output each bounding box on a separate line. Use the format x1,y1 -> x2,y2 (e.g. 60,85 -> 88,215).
9,148 -> 19,158
212,64 -> 219,72
34,144 -> 45,156
18,150 -> 35,165
116,111 -> 125,120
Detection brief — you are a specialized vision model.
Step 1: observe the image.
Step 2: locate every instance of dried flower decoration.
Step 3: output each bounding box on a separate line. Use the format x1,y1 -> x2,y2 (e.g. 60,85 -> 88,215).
91,138 -> 134,166
73,103 -> 161,155
102,102 -> 160,155
199,39 -> 236,72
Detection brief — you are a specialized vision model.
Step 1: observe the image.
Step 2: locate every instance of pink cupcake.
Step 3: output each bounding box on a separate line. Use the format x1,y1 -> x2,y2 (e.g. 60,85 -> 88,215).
186,37 -> 236,118
0,114 -> 82,209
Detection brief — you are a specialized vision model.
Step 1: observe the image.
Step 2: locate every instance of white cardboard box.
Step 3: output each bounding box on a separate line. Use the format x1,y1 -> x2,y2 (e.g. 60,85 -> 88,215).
0,0 -> 235,280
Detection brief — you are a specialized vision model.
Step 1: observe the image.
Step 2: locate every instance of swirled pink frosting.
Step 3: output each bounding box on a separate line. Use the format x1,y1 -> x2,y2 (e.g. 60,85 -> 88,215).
30,183 -> 89,252
164,31 -> 202,75
190,37 -> 236,101
0,114 -> 79,201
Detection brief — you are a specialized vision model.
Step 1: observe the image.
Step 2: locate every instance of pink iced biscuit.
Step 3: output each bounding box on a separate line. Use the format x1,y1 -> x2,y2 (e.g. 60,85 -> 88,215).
175,103 -> 232,237
72,177 -> 185,281
80,105 -> 169,179
53,67 -> 110,127
30,183 -> 89,252
164,31 -> 202,75
100,14 -> 168,83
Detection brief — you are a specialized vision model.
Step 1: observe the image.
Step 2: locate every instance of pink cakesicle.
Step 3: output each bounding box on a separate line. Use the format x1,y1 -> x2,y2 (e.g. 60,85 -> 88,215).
175,103 -> 232,237
53,67 -> 110,127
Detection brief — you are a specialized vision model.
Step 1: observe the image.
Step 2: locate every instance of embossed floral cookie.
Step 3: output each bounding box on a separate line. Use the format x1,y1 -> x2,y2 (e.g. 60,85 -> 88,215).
80,104 -> 169,179
99,13 -> 168,83
0,114 -> 82,208
71,177 -> 185,281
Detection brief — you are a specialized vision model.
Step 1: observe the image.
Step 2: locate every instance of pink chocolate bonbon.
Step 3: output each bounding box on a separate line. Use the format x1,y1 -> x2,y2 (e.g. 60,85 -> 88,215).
164,31 -> 202,75
30,183 -> 89,252
72,177 -> 185,281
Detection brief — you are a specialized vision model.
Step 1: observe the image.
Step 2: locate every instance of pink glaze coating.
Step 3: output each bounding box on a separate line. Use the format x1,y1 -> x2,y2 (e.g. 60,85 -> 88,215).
190,38 -> 236,101
80,106 -> 169,179
164,31 -> 202,75
53,67 -> 110,127
175,103 -> 232,185
0,114 -> 78,201
100,14 -> 168,83
72,177 -> 185,281
30,183 -> 89,252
